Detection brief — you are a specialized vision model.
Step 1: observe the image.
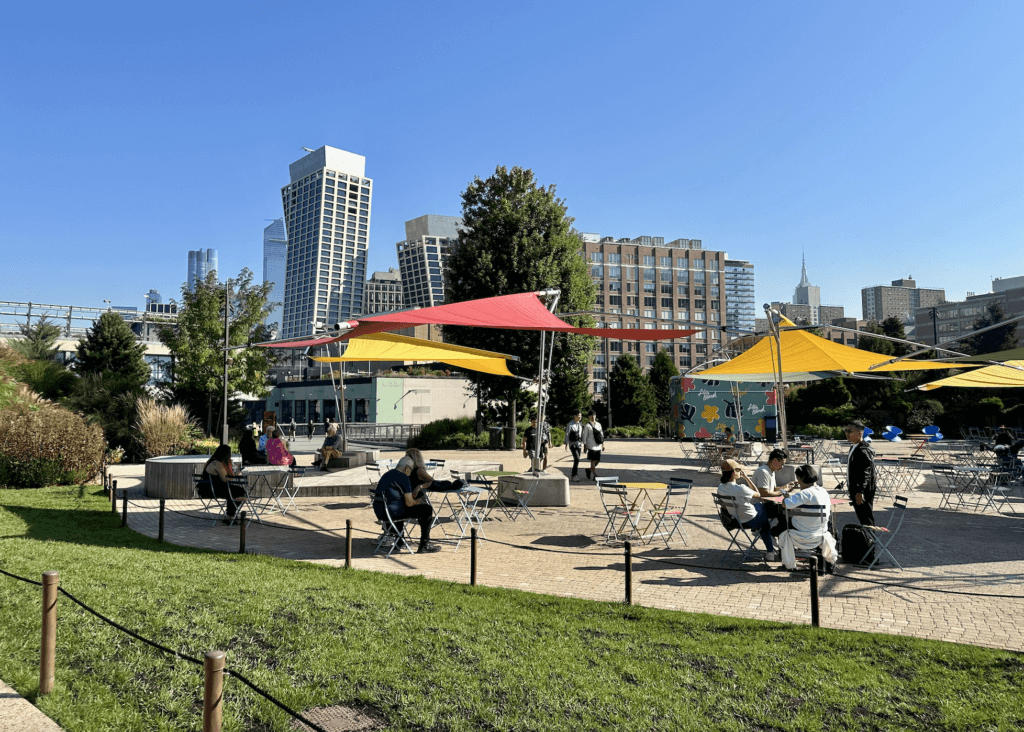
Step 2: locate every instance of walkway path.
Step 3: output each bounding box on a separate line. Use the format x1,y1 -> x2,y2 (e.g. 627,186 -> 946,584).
109,439 -> 1024,652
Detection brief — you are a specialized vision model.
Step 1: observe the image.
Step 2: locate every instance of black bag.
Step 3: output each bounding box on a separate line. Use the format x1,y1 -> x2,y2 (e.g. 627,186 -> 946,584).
592,427 -> 604,446
719,506 -> 741,532
841,523 -> 875,565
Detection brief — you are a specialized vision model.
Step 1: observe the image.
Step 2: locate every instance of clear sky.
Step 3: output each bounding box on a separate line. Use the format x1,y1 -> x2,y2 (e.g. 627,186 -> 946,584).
1,1 -> 1020,319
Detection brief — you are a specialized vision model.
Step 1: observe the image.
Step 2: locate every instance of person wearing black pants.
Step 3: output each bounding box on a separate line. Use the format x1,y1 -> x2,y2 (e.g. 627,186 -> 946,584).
845,420 -> 876,526
372,455 -> 441,553
564,411 -> 584,482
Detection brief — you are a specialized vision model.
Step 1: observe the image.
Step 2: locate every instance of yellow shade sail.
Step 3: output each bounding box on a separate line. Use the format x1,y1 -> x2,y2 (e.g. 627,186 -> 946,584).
697,328 -> 971,382
917,360 -> 1024,390
310,332 -> 516,377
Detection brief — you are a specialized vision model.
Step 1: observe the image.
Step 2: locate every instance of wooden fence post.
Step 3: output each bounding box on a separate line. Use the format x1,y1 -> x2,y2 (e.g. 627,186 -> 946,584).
345,519 -> 352,569
624,541 -> 633,605
158,499 -> 165,543
470,527 -> 478,586
203,650 -> 225,732
121,490 -> 128,527
39,571 -> 59,695
238,511 -> 246,554
111,479 -> 117,513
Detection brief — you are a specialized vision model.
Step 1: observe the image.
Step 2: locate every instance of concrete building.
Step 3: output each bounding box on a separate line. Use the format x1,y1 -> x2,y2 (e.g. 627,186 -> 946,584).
363,268 -> 403,315
582,234 -> 726,389
862,277 -> 944,324
914,283 -> 1024,348
396,215 -> 463,308
993,276 -> 1024,293
279,146 -> 372,339
265,375 -> 475,425
724,259 -> 755,334
820,317 -> 868,347
187,249 -> 218,292
262,218 -> 287,334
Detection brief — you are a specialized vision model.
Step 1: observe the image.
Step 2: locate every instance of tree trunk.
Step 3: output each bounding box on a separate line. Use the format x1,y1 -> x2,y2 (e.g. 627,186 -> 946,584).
207,397 -> 212,438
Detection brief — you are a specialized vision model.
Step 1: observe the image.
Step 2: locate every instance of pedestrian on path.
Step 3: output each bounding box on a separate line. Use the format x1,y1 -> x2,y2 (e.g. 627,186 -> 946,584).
307,417 -> 314,440
564,411 -> 584,482
582,410 -> 604,481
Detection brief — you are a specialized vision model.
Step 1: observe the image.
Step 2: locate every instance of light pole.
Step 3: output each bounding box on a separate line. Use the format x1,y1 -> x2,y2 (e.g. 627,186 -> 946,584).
221,280 -> 232,445
103,299 -> 111,311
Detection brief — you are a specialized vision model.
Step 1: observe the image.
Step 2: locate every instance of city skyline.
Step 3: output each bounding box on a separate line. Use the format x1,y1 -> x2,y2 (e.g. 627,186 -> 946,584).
1,2 -> 1020,322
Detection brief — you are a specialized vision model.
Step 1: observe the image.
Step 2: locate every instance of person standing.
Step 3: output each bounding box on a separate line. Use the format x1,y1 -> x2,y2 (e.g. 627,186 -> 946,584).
522,417 -> 550,471
582,410 -> 604,481
845,420 -> 876,526
564,411 -> 584,482
289,418 -> 297,439
307,416 -> 314,441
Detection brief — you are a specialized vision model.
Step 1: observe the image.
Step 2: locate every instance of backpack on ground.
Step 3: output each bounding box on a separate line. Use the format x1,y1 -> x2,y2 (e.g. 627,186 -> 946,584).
841,523 -> 875,565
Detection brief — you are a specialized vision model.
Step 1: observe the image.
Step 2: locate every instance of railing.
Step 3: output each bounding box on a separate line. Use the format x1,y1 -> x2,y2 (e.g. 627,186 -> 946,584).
343,423 -> 422,446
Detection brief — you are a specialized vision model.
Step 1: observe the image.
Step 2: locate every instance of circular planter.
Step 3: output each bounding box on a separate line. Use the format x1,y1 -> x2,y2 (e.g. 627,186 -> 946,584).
144,455 -> 239,500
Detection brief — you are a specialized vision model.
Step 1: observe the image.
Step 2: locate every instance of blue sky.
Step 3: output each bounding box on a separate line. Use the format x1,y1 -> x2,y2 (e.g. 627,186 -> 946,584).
1,1 -> 1020,319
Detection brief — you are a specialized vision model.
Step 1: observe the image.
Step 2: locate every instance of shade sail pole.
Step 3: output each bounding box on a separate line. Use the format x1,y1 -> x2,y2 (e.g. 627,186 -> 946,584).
535,290 -> 561,473
764,304 -> 788,450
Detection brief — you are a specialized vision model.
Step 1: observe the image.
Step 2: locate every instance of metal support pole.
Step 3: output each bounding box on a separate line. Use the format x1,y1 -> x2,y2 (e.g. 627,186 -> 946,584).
111,479 -> 117,513
345,519 -> 352,569
624,541 -> 633,605
238,511 -> 246,554
121,490 -> 128,527
809,556 -> 821,628
39,571 -> 59,695
203,650 -> 226,732
222,281 -> 231,446
158,500 -> 165,543
470,527 -> 478,586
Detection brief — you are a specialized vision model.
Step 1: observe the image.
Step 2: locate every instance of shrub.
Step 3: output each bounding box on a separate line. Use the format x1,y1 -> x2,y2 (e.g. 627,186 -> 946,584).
607,425 -> 657,438
135,398 -> 195,459
0,404 -> 105,487
790,424 -> 845,439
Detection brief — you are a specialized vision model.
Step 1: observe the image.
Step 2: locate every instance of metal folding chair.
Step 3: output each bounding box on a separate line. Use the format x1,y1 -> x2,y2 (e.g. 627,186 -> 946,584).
932,466 -> 966,511
783,503 -> 830,570
372,495 -> 417,557
502,475 -> 538,521
276,466 -> 306,514
647,477 -> 691,546
712,493 -> 762,562
599,482 -> 643,544
860,495 -> 909,570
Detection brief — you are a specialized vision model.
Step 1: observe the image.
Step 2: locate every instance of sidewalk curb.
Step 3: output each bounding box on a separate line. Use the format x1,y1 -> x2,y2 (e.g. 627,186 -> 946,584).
0,679 -> 65,732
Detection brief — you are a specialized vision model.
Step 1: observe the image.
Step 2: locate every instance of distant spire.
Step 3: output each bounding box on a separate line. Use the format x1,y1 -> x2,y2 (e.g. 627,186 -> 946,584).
797,253 -> 811,287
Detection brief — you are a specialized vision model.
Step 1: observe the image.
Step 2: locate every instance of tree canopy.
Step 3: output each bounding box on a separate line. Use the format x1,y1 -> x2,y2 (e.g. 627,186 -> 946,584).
961,303 -> 1019,356
442,166 -> 596,435
76,311 -> 150,388
648,348 -> 679,419
159,268 -> 276,435
9,317 -> 62,362
609,354 -> 656,427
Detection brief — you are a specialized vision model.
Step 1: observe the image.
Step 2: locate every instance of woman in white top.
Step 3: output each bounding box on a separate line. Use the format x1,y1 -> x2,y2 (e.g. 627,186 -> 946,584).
582,410 -> 604,481
717,458 -> 776,559
778,464 -> 838,570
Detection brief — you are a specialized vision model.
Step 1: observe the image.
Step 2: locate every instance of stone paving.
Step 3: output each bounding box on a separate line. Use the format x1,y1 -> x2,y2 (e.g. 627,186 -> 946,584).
109,439 -> 1024,653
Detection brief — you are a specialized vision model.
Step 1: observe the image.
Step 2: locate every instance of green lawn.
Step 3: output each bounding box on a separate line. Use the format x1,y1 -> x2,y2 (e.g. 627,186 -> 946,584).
1,485 -> 1023,731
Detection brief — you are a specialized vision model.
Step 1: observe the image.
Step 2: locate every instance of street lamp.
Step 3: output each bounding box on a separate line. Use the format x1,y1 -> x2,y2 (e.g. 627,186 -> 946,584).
103,299 -> 111,311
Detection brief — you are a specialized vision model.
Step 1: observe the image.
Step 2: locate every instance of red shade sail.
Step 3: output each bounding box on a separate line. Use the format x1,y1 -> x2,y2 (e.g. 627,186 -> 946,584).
255,291 -> 699,348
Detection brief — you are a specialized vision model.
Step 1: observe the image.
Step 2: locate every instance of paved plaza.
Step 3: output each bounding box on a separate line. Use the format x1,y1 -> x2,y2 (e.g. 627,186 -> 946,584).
110,438 -> 1024,653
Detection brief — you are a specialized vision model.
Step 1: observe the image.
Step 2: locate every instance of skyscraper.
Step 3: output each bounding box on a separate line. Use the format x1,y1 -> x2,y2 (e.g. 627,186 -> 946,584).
395,214 -> 462,308
262,218 -> 287,334
724,259 -> 755,333
280,146 -> 372,339
187,249 -> 219,292
363,268 -> 403,315
793,254 -> 821,324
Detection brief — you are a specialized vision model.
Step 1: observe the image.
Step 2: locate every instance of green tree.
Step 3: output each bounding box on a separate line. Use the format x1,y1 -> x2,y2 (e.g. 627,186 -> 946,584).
647,348 -> 679,419
9,317 -> 62,362
608,354 -> 656,427
857,321 -> 894,356
880,316 -> 911,357
961,303 -> 1019,356
76,311 -> 150,388
442,166 -> 596,446
159,268 -> 276,436
12,360 -> 78,402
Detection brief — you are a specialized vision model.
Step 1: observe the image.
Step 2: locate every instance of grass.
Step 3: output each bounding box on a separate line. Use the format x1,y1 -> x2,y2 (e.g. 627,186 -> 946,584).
1,486 -> 1023,731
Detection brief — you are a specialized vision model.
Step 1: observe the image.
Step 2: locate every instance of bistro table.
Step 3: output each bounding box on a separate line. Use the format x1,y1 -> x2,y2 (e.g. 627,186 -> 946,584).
619,481 -> 671,542
240,465 -> 294,516
951,465 -> 1011,513
425,484 -> 487,550
471,470 -> 519,518
786,446 -> 816,464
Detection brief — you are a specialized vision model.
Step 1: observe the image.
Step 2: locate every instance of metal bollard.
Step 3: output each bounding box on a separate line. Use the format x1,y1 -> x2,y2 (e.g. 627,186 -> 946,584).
203,650 -> 226,732
624,541 -> 633,605
345,519 -> 352,569
39,571 -> 59,695
121,490 -> 128,527
158,499 -> 165,543
809,555 -> 822,628
239,511 -> 246,554
111,479 -> 117,513
470,527 -> 478,586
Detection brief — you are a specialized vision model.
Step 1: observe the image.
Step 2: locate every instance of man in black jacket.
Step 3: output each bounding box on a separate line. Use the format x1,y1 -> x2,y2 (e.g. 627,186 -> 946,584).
845,420 -> 876,526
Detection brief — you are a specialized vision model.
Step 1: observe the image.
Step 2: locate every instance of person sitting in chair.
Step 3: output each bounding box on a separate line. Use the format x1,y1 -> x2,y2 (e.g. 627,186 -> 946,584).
238,429 -> 267,466
405,448 -> 461,492
372,455 -> 441,553
718,458 -> 777,561
313,425 -> 344,471
198,444 -> 246,525
266,427 -> 296,467
750,448 -> 790,537
777,465 -> 838,571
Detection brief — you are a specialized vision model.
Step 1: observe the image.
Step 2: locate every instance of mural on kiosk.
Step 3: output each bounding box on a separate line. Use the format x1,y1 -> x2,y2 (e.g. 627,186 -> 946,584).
669,376 -> 778,440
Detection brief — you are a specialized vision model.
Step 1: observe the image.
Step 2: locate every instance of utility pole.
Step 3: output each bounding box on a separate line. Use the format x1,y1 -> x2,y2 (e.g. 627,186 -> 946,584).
930,306 -> 939,351
222,281 -> 231,445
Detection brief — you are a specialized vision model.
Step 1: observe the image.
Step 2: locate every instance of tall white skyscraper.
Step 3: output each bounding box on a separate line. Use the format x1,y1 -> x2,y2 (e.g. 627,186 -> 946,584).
187,248 -> 219,292
262,218 -> 287,334
280,146 -> 372,339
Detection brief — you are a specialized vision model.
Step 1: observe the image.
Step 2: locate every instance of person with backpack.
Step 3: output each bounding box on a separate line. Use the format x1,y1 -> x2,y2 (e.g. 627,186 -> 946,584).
582,410 -> 604,481
564,411 -> 584,482
845,420 -> 876,526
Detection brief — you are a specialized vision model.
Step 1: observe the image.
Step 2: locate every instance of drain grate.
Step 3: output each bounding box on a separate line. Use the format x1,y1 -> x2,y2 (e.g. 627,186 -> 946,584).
289,704 -> 386,731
